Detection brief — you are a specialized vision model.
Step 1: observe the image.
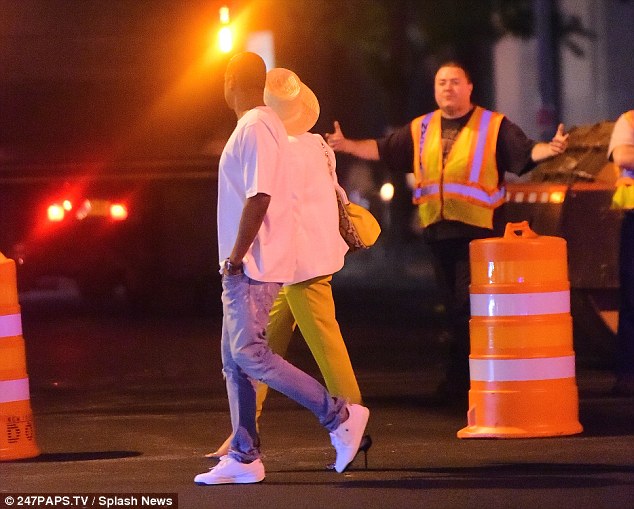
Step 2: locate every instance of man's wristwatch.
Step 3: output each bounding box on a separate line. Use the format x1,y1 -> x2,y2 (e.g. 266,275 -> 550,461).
222,258 -> 243,276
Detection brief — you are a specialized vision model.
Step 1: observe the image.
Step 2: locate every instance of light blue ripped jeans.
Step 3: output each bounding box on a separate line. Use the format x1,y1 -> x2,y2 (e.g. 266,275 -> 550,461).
220,272 -> 348,463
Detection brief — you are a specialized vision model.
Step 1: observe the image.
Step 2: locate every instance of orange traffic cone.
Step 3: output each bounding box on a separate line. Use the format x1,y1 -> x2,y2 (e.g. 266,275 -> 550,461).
0,252 -> 40,460
458,222 -> 583,438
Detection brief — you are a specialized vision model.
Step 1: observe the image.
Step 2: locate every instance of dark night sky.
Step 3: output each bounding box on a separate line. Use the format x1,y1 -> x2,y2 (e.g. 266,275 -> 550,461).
0,1 -> 231,162
1,1 -> 632,164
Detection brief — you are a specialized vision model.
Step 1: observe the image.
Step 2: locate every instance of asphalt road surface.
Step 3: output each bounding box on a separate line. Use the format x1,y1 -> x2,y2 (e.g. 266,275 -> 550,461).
2,285 -> 633,509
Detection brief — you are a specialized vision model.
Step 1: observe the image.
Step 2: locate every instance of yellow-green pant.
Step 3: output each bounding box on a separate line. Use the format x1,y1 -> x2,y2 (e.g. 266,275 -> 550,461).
255,275 -> 362,421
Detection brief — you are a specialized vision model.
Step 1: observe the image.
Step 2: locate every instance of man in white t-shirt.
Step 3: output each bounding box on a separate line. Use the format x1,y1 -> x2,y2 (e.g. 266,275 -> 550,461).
207,69 -> 367,462
194,53 -> 369,485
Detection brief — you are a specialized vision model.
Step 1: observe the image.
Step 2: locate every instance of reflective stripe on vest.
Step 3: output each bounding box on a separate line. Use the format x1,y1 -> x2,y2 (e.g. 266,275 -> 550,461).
411,107 -> 505,228
413,183 -> 440,200
615,167 -> 634,187
0,377 -> 30,403
416,112 -> 435,167
469,355 -> 576,382
413,182 -> 506,205
0,313 -> 22,338
620,168 -> 634,180
470,109 -> 494,182
443,182 -> 506,205
470,290 -> 571,317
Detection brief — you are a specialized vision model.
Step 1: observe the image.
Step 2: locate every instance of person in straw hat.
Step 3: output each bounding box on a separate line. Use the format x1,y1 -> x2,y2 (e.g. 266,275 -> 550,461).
207,67 -> 371,465
194,53 -> 369,485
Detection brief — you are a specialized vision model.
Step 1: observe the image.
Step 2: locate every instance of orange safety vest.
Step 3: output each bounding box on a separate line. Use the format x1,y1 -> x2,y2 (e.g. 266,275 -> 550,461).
612,110 -> 634,210
410,106 -> 505,229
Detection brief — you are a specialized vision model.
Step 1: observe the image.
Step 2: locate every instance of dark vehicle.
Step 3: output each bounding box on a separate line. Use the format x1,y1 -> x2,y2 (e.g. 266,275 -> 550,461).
8,179 -> 132,294
0,2 -> 232,312
0,160 -> 219,313
504,121 -> 620,353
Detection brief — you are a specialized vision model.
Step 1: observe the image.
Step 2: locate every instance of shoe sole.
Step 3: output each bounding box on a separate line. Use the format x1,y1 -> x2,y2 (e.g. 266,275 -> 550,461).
195,475 -> 264,485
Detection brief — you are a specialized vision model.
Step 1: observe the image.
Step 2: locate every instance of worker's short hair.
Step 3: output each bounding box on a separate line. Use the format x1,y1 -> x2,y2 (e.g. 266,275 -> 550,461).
437,60 -> 472,84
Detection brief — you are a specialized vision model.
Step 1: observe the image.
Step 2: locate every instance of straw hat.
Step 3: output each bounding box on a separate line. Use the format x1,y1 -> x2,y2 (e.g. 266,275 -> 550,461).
264,68 -> 320,135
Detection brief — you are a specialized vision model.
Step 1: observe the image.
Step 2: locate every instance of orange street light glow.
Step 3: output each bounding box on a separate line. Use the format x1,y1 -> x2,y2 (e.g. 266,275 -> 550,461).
218,26 -> 234,53
219,6 -> 230,25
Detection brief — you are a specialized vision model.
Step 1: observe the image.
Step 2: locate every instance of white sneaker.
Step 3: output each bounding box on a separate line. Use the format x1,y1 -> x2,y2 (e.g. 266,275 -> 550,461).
194,456 -> 265,485
330,404 -> 370,473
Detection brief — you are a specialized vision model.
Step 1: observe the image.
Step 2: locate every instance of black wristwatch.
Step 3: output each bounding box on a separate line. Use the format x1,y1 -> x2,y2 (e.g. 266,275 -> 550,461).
222,258 -> 243,276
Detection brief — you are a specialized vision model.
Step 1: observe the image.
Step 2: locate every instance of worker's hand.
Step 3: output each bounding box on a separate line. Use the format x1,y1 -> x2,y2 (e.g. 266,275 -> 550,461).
325,121 -> 347,152
549,123 -> 569,155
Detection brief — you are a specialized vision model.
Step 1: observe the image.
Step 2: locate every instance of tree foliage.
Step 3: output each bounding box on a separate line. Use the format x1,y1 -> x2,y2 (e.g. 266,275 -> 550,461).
262,0 -> 540,122
254,0 -> 594,125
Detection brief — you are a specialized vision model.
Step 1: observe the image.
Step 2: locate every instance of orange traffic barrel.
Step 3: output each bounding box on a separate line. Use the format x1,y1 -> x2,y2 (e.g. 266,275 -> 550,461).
457,222 -> 583,438
0,252 -> 40,460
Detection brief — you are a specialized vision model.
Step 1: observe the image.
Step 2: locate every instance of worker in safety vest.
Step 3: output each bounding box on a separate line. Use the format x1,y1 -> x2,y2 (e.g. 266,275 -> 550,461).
326,61 -> 569,400
608,110 -> 634,396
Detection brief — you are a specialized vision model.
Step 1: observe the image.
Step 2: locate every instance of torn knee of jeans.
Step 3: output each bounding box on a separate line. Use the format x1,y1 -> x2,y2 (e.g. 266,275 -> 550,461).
233,343 -> 270,371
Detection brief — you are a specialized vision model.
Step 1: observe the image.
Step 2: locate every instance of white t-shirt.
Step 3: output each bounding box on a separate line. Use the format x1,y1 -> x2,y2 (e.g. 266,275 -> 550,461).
287,133 -> 349,284
608,111 -> 634,162
217,106 -> 296,283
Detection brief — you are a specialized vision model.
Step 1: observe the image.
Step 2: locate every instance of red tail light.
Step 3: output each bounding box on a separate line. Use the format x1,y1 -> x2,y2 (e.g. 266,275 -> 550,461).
47,204 -> 65,222
47,199 -> 127,221
110,203 -> 128,221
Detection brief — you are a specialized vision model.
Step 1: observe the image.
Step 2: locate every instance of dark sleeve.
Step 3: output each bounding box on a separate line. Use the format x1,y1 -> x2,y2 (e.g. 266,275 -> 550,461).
496,117 -> 537,176
376,123 -> 415,174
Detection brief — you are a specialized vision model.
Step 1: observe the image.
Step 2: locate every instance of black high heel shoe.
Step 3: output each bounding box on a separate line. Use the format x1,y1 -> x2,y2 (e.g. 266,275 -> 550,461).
357,434 -> 373,469
326,434 -> 372,471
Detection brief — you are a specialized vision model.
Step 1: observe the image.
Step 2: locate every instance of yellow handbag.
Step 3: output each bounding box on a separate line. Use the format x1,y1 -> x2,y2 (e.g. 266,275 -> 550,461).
335,189 -> 381,251
319,138 -> 381,250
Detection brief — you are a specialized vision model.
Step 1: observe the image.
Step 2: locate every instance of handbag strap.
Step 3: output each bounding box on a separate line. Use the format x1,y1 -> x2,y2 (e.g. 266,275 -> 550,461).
319,139 -> 350,205
319,138 -> 336,177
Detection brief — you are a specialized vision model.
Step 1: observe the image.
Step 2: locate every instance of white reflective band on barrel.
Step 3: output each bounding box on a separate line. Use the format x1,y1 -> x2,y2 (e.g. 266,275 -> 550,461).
470,291 -> 570,316
469,356 -> 576,382
0,377 -> 30,403
0,313 -> 22,338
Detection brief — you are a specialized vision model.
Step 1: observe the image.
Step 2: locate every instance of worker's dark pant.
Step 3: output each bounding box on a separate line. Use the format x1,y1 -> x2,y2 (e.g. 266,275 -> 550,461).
616,210 -> 634,377
428,238 -> 472,394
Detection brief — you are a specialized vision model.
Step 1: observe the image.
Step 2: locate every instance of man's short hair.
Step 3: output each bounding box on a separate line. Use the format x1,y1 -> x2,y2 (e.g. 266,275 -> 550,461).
437,60 -> 472,84
226,52 -> 266,90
